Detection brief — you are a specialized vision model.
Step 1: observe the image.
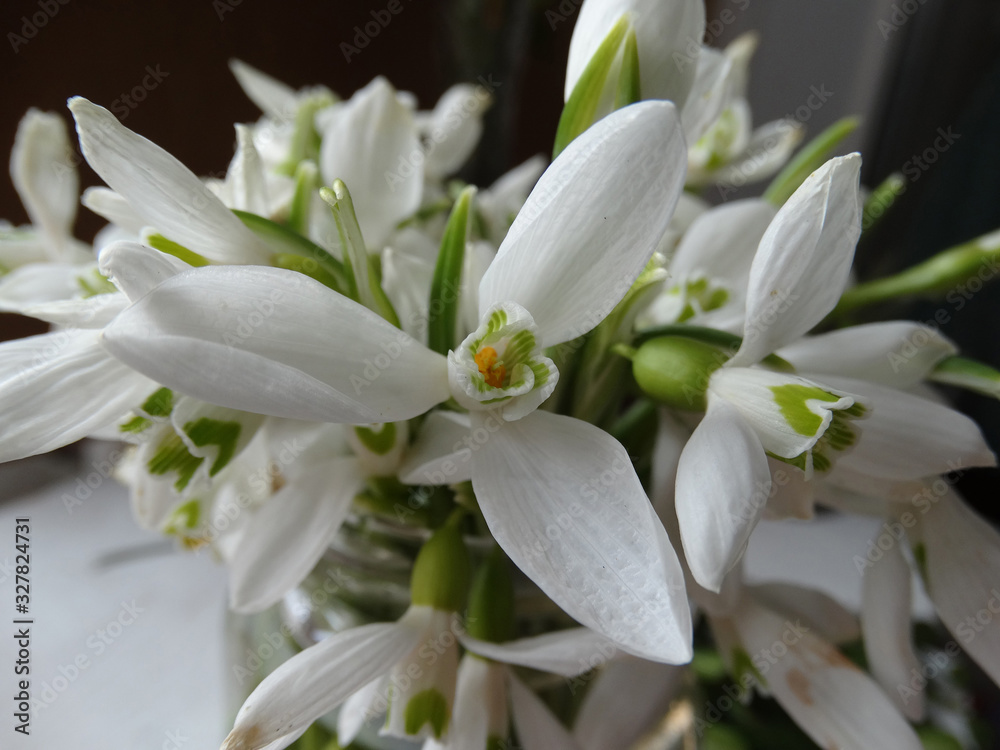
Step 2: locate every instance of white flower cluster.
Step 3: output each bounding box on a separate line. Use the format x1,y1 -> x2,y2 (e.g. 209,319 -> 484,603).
2,1 -> 1000,749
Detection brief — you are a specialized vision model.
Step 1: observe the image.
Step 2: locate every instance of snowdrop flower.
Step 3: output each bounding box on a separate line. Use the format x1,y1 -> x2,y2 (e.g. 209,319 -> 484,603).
223,521 -> 472,750
565,0 -> 706,115
0,109 -> 95,311
102,101 -> 693,662
687,34 -> 804,189
642,197 -> 776,333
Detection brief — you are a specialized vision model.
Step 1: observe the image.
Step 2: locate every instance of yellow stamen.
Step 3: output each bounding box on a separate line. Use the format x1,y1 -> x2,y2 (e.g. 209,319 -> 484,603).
475,346 -> 506,388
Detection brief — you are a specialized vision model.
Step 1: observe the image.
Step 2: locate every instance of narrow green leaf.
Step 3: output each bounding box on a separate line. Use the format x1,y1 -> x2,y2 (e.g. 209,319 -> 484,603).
232,208 -> 349,295
320,181 -> 401,326
144,233 -> 210,268
553,14 -> 631,158
615,28 -> 642,110
763,116 -> 861,206
427,186 -> 475,356
288,160 -> 318,235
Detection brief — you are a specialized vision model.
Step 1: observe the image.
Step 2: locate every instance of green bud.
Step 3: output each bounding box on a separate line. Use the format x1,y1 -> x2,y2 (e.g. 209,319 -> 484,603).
632,336 -> 730,411
466,547 -> 515,644
410,515 -> 471,612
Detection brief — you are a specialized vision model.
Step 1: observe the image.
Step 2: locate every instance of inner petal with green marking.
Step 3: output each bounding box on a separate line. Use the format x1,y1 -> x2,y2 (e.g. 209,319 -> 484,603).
447,302 -> 558,421
708,367 -> 866,477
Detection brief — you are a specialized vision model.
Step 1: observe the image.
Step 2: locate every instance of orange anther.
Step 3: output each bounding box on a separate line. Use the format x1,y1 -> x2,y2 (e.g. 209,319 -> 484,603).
475,346 -> 506,388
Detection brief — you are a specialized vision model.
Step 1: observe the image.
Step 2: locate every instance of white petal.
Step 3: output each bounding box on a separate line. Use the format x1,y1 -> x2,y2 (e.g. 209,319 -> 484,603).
81,186 -> 147,235
229,59 -> 300,123
98,240 -> 191,301
0,329 -> 154,462
11,109 -> 78,260
478,156 -> 546,245
337,678 -> 384,746
860,539 -> 924,720
735,598 -> 923,750
471,410 -> 692,663
0,262 -> 88,312
733,154 -> 862,366
675,399 -> 771,592
713,118 -> 804,186
229,457 -> 364,613
668,198 -> 775,289
478,101 -> 687,347
916,492 -> 1000,687
751,582 -> 859,645
508,673 -> 582,750
223,607 -> 434,750
225,124 -> 270,215
681,48 -> 733,145
23,292 -> 128,328
381,242 -> 434,343
460,628 -> 614,678
778,322 -> 957,388
565,0 -> 705,107
318,77 -> 422,247
69,97 -> 271,264
432,656 -> 507,750
399,410 -> 473,485
816,375 -> 996,480
763,457 -> 815,521
423,84 -> 489,178
102,265 -> 449,423
572,657 -> 684,750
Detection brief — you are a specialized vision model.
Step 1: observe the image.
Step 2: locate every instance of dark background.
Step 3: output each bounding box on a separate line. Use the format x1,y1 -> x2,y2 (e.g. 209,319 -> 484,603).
1,0 -> 998,514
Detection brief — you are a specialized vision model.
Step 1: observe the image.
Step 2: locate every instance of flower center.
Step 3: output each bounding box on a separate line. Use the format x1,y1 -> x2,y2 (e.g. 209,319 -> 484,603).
474,346 -> 507,388
447,302 -> 559,421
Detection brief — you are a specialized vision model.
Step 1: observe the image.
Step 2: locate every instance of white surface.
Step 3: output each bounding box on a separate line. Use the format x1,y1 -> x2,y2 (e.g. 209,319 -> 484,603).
0,450 -> 229,749
745,513 -> 935,620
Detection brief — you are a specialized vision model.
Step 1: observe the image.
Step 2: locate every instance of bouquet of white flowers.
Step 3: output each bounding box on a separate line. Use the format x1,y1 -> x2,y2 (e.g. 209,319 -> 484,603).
2,1 -> 999,748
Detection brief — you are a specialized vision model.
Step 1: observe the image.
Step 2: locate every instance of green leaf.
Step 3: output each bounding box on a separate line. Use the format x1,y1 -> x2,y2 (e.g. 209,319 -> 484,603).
553,14 -> 631,158
288,160 -> 319,235
427,186 -> 475,356
145,233 -> 210,268
615,28 -> 642,110
232,208 -> 349,295
763,116 -> 860,206
320,181 -> 401,327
